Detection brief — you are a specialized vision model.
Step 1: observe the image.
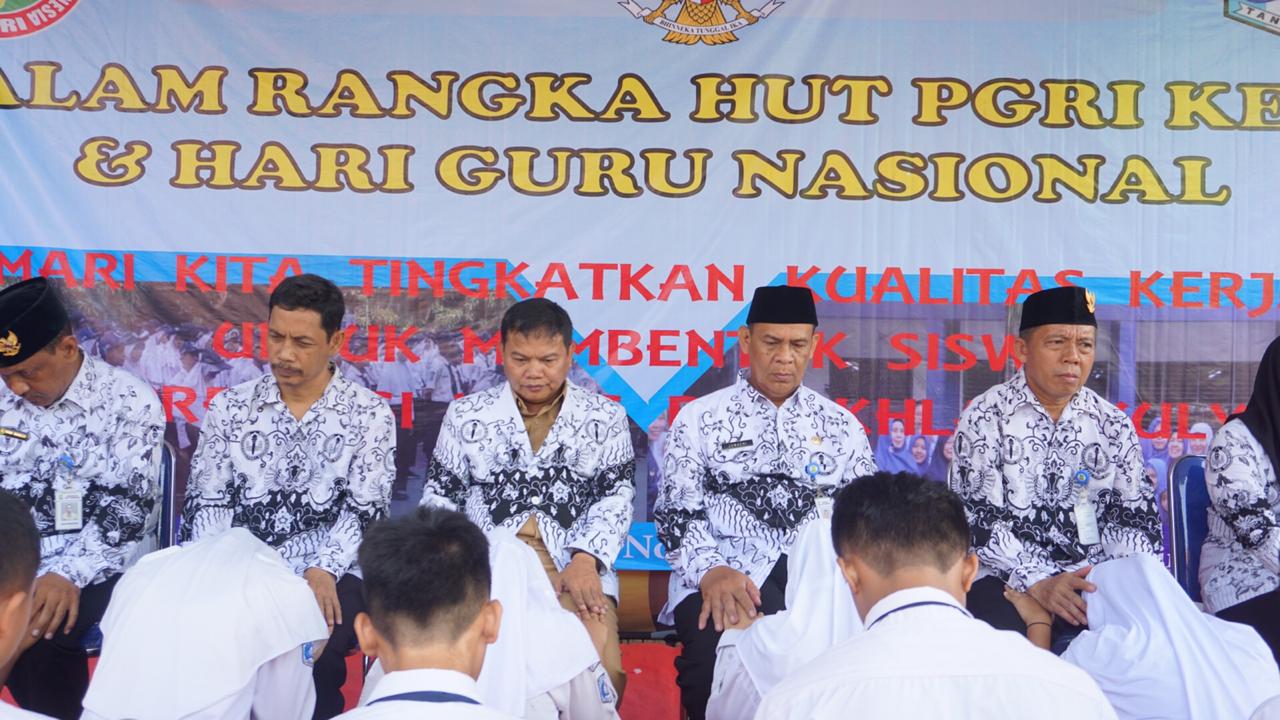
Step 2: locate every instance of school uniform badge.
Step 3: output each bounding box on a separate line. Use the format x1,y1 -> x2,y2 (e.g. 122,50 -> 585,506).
618,0 -> 784,45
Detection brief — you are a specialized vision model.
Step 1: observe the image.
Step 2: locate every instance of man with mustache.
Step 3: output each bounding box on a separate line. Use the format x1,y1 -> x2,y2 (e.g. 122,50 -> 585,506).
948,286 -> 1160,652
183,273 -> 396,720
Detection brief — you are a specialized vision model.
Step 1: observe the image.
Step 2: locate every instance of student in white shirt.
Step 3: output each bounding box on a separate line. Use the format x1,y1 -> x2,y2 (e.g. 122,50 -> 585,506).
1003,554 -> 1280,720
705,517 -> 861,720
80,528 -> 330,720
360,530 -> 620,719
338,507 -> 515,719
757,471 -> 1116,720
0,490 -> 52,719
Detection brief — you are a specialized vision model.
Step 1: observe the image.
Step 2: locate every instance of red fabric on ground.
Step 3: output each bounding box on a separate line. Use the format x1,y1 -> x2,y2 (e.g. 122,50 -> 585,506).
620,642 -> 681,720
7,646 -> 681,718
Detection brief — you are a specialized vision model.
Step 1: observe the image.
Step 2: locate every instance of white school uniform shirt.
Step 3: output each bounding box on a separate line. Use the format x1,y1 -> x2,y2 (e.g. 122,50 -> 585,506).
948,369 -> 1161,591
360,530 -> 619,720
341,669 -> 517,719
422,380 -> 635,598
81,528 -> 329,720
1062,554 -> 1280,720
706,518 -> 861,720
1255,696 -> 1280,720
182,370 -> 396,578
0,353 -> 164,588
755,586 -> 1117,720
1200,418 -> 1280,613
654,370 -> 876,623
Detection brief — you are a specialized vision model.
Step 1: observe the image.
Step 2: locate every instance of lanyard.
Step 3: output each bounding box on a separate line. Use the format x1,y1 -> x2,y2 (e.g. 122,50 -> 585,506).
368,691 -> 481,706
866,600 -> 967,630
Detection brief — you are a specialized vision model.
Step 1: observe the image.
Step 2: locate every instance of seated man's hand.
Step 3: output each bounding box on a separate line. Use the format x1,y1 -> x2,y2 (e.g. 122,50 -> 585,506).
28,572 -> 80,641
698,566 -> 761,633
1027,567 -> 1096,627
304,567 -> 341,633
577,609 -> 610,659
1003,585 -> 1052,626
560,552 -> 608,619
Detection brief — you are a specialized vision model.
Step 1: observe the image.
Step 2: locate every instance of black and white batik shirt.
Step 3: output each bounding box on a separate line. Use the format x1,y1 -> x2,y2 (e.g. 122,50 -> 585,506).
422,380 -> 635,598
654,371 -> 876,622
948,369 -> 1161,591
0,354 -> 164,588
1200,418 -> 1280,613
182,371 -> 396,578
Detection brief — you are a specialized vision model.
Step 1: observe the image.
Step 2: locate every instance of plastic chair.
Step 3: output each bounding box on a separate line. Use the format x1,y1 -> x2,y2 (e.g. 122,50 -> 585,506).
158,441 -> 178,548
84,441 -> 177,655
1169,454 -> 1209,603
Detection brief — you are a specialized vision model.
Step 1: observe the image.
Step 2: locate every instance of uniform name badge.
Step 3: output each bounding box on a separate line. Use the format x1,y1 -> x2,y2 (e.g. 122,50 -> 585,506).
807,461 -> 833,519
54,453 -> 83,532
55,489 -> 84,531
1072,469 -> 1100,546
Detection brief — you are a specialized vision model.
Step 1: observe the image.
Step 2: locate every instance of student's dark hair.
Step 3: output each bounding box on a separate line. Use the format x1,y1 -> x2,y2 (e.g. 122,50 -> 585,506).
268,274 -> 345,338
359,507 -> 490,646
0,489 -> 39,595
500,298 -> 573,348
830,471 -> 971,575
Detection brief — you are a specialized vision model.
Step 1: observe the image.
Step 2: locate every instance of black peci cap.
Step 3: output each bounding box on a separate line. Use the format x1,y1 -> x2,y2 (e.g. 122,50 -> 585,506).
1019,286 -> 1097,333
0,278 -> 70,368
745,285 -> 818,326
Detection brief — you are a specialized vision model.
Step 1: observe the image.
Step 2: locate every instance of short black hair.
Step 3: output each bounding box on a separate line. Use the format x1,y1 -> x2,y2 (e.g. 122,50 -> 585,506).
359,507 -> 490,647
268,274 -> 345,338
831,471 -> 971,575
0,489 -> 39,595
500,298 -> 572,348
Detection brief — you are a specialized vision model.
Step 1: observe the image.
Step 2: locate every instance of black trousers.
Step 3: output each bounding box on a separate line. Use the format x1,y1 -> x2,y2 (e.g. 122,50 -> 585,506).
1217,587 -> 1280,667
966,575 -> 1082,655
6,574 -> 120,720
312,574 -> 366,720
672,557 -> 789,720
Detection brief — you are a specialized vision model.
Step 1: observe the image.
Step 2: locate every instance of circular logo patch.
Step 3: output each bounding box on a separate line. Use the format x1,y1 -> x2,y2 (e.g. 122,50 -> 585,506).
0,0 -> 79,40
461,419 -> 488,444
240,430 -> 268,460
1208,446 -> 1231,474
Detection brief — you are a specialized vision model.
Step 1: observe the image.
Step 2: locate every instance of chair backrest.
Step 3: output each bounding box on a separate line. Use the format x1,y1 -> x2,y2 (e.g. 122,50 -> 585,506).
1169,454 -> 1209,603
159,440 -> 178,548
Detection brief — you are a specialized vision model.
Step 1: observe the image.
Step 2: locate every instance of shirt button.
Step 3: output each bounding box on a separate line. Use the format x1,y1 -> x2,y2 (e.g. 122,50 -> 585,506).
530,495 -> 542,504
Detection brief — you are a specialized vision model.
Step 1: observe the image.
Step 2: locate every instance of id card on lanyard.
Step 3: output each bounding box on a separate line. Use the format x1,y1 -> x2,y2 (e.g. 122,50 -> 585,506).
54,454 -> 83,532
806,460 -> 834,519
1072,469 -> 1100,546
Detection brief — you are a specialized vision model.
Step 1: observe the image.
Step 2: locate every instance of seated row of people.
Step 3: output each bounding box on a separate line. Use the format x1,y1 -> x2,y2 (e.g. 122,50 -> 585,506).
1,271 -> 1278,720
7,474 -> 1277,720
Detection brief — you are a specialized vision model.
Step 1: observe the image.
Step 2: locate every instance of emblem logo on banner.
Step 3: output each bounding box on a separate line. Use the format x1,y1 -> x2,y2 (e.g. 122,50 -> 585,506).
618,0 -> 784,45
1225,0 -> 1280,36
0,0 -> 78,39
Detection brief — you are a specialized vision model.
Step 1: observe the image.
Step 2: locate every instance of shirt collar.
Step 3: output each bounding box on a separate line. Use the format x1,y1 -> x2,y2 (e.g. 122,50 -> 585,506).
862,586 -> 971,629
259,364 -> 345,415
366,668 -> 483,705
51,352 -> 95,413
1003,368 -> 1102,423
514,381 -> 568,419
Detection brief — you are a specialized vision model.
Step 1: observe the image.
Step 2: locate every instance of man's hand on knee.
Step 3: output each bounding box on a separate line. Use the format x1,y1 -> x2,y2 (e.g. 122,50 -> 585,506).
698,566 -> 761,633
